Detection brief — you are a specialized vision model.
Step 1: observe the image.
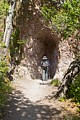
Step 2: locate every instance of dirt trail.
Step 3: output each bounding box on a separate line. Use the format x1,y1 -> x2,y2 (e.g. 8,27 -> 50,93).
4,79 -> 72,120
12,79 -> 56,102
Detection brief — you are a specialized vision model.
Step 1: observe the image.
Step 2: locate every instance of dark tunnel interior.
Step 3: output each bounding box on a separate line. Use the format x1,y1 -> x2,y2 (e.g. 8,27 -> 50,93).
40,37 -> 59,79
26,34 -> 59,79
16,2 -> 59,80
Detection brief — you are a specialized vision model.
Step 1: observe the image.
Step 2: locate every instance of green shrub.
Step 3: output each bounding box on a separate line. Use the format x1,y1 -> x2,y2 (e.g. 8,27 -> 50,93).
41,0 -> 80,39
51,78 -> 61,87
0,57 -> 11,117
59,97 -> 66,102
0,0 -> 9,17
68,73 -> 80,103
64,115 -> 80,120
0,43 -> 11,118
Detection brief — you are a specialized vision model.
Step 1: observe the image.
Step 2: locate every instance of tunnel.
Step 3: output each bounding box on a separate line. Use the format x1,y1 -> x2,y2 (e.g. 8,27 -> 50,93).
23,29 -> 59,79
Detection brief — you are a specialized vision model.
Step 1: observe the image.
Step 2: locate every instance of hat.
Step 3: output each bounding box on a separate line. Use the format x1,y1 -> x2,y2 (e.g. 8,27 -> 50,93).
42,56 -> 48,60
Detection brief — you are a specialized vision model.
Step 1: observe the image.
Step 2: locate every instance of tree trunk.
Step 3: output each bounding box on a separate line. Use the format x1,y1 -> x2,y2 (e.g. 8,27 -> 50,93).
3,0 -> 15,48
55,60 -> 80,98
3,0 -> 15,66
2,0 -> 15,72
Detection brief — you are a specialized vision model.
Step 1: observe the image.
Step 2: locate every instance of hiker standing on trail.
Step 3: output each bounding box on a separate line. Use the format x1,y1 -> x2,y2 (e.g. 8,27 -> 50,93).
41,56 -> 50,81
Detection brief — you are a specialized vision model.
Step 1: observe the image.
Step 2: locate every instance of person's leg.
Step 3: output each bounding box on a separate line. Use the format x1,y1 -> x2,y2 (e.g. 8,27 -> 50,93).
45,67 -> 48,80
48,67 -> 50,79
42,68 -> 46,81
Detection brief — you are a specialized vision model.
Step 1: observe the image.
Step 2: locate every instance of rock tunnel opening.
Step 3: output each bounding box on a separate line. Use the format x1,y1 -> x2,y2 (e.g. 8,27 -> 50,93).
25,32 -> 59,80
39,36 -> 59,79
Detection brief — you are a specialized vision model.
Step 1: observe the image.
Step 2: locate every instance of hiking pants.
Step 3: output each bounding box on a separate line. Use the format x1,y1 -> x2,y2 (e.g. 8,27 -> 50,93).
42,67 -> 49,81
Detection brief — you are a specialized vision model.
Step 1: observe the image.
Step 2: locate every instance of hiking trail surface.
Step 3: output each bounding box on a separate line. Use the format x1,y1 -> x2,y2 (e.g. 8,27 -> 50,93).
4,78 -> 77,120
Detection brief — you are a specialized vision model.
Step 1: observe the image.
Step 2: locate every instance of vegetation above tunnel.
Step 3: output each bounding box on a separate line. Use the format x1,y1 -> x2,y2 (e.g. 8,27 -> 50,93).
41,0 -> 80,39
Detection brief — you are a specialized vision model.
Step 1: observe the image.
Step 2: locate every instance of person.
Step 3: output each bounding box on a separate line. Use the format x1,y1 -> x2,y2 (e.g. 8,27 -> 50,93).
41,56 -> 50,81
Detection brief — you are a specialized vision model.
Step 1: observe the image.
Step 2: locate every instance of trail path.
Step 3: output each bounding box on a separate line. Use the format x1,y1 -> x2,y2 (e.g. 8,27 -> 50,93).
4,78 -> 72,120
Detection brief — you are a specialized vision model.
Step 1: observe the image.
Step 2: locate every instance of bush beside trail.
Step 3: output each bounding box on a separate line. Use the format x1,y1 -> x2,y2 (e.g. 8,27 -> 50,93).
0,42 -> 11,118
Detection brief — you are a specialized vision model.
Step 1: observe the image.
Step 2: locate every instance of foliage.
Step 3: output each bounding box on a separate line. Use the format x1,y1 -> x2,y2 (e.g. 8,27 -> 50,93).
10,28 -> 26,53
76,107 -> 80,113
10,28 -> 20,57
0,58 -> 11,117
0,0 -> 9,40
0,61 -> 8,74
41,0 -> 80,38
0,32 -> 3,41
0,42 -> 11,117
59,97 -> 66,102
64,115 -> 80,120
51,78 -> 61,86
0,0 -> 9,18
68,73 -> 80,103
0,41 -> 6,48
10,28 -> 26,64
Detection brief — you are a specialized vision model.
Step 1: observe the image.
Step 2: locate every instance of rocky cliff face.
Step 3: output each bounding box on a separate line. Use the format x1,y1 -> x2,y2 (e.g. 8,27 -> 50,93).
13,1 -> 75,80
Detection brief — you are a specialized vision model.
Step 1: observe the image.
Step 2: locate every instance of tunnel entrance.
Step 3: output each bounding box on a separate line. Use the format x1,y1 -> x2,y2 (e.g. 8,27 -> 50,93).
42,39 -> 58,79
24,30 -> 59,79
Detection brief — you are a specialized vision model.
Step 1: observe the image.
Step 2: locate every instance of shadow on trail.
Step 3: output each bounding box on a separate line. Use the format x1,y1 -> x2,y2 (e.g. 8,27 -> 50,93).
4,90 -> 61,120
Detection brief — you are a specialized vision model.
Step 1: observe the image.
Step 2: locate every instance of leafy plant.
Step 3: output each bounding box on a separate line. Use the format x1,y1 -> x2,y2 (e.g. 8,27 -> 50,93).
76,107 -> 80,113
0,0 -> 9,17
0,57 -> 11,118
64,115 -> 80,120
41,0 -> 80,39
0,61 -> 8,74
68,73 -> 80,103
59,97 -> 66,102
0,43 -> 11,118
51,78 -> 61,86
9,28 -> 27,65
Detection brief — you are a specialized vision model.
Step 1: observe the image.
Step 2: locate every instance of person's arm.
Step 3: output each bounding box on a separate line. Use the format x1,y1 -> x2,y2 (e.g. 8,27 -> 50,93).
48,60 -> 50,66
41,61 -> 43,67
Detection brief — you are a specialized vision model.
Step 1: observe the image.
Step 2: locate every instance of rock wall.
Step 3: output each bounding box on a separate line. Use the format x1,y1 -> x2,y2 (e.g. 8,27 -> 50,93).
54,40 -> 74,81
13,1 -> 75,80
